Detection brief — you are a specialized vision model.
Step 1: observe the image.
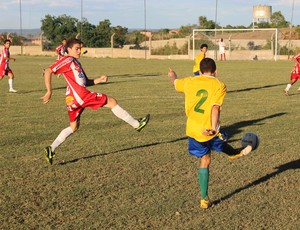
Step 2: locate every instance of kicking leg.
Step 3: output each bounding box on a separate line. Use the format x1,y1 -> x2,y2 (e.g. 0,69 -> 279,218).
105,96 -> 150,132
222,142 -> 252,159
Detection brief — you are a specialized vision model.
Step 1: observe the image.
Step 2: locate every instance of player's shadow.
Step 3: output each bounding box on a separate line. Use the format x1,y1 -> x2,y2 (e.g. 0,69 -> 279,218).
57,136 -> 187,165
19,73 -> 158,94
222,112 -> 287,143
58,113 -> 286,165
212,158 -> 300,206
19,82 -> 115,94
18,86 -> 67,94
109,73 -> 161,78
227,83 -> 287,93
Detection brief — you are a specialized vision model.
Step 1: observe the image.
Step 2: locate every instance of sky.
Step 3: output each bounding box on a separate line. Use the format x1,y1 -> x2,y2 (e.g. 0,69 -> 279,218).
0,0 -> 298,31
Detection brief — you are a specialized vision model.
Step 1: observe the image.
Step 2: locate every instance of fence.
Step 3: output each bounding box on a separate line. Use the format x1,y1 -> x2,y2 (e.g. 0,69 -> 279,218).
9,38 -> 299,61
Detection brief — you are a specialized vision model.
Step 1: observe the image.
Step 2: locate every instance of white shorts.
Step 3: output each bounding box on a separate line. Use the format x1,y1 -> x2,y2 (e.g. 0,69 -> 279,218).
219,47 -> 225,54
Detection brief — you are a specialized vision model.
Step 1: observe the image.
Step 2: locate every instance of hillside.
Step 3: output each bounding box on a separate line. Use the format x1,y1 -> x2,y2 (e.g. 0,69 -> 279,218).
0,29 -> 41,36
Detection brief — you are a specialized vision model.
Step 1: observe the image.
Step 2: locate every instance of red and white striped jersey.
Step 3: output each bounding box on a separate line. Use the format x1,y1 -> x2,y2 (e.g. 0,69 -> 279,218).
49,56 -> 91,107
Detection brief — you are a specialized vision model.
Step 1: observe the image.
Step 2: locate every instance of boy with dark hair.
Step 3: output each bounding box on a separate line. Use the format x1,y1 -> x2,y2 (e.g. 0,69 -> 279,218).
0,39 -> 17,92
168,58 -> 253,209
55,38 -> 67,60
193,44 -> 208,76
41,38 -> 150,165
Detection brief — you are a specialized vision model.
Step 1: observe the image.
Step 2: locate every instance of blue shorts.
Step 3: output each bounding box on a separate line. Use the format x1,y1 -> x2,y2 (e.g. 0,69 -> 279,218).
188,132 -> 228,158
193,71 -> 200,76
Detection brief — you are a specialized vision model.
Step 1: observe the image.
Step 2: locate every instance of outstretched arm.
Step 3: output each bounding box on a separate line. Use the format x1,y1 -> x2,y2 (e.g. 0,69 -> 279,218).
168,68 -> 177,85
8,57 -> 16,62
86,75 -> 108,86
202,105 -> 220,136
3,50 -> 15,62
41,68 -> 53,104
211,105 -> 220,131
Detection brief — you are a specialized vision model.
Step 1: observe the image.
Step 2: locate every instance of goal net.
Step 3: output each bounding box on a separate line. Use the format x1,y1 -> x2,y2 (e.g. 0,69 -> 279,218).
192,28 -> 278,61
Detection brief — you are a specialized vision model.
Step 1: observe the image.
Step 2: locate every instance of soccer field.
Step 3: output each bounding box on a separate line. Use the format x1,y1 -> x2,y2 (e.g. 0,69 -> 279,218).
0,56 -> 299,229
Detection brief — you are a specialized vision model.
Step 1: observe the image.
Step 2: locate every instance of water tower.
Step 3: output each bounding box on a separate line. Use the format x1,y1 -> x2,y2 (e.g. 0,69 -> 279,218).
253,5 -> 272,28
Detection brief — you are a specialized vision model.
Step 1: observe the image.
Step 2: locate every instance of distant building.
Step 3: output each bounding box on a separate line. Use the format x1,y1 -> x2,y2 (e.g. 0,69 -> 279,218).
140,31 -> 153,38
169,30 -> 179,35
30,39 -> 42,45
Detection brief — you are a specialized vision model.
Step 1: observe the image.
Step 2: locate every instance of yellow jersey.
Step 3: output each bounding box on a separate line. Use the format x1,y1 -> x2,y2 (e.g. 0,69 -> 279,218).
193,52 -> 205,73
175,75 -> 226,142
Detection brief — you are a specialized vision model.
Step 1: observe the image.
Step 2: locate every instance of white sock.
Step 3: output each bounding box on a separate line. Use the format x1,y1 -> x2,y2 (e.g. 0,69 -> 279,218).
285,83 -> 292,91
111,104 -> 139,128
51,127 -> 74,152
8,79 -> 14,90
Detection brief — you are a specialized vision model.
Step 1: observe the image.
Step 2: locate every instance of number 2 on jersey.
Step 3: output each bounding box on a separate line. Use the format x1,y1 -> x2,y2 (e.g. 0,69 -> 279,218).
194,89 -> 208,113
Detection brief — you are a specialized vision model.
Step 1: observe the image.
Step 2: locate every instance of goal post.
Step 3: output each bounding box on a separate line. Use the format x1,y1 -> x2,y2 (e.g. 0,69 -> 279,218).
192,28 -> 278,61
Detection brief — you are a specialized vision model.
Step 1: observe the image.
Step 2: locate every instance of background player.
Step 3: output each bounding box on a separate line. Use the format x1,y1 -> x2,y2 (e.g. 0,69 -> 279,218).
168,58 -> 253,209
284,52 -> 300,95
41,38 -> 150,165
55,38 -> 67,78
193,44 -> 208,76
76,33 -> 88,55
0,39 -> 17,93
80,41 -> 88,55
55,38 -> 67,60
218,38 -> 226,61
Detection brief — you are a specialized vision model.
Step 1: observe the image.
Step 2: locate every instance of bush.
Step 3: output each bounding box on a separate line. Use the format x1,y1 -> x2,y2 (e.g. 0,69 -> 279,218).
247,41 -> 261,50
151,42 -> 188,55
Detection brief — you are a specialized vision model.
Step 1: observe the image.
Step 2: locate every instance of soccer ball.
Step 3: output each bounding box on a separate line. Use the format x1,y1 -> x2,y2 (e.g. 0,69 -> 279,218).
241,133 -> 259,150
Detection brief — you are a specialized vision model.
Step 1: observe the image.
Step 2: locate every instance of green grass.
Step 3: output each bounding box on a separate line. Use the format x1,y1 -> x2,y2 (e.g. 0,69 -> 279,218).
0,56 -> 299,229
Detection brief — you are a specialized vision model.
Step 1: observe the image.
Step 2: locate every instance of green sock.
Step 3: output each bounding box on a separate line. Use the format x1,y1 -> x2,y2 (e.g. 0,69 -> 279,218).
198,168 -> 209,199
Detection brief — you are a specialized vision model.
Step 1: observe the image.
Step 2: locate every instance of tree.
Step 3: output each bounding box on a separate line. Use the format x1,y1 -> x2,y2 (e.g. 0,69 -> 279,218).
77,18 -> 96,47
247,41 -> 261,50
93,19 -> 112,47
41,15 -> 119,48
155,29 -> 170,40
179,25 -> 193,36
198,16 -> 216,29
0,33 -> 24,45
224,25 -> 247,29
127,31 -> 144,49
159,28 -> 170,34
257,21 -> 271,28
270,11 -> 289,28
112,26 -> 128,48
41,14 -> 78,45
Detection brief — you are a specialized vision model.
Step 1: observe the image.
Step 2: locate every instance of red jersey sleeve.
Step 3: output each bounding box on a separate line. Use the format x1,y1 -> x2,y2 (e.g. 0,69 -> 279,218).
50,56 -> 73,75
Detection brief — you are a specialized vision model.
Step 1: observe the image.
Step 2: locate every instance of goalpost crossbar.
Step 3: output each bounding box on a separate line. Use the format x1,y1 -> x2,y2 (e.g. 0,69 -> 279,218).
192,28 -> 278,61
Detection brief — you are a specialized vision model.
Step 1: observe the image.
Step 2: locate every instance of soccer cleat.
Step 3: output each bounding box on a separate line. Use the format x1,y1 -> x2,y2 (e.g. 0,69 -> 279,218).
200,199 -> 212,209
135,114 -> 150,132
228,145 -> 252,159
284,90 -> 289,96
44,146 -> 55,165
9,89 -> 17,93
